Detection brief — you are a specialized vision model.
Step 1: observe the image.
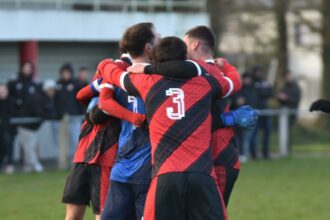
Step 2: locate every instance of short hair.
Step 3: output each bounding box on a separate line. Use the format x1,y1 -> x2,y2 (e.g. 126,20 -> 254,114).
120,22 -> 155,58
59,63 -> 74,75
79,67 -> 88,72
153,37 -> 187,63
185,26 -> 216,52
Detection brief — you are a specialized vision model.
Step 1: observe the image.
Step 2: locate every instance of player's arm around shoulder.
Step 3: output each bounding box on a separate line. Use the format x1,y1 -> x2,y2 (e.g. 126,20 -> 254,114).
125,70 -> 162,100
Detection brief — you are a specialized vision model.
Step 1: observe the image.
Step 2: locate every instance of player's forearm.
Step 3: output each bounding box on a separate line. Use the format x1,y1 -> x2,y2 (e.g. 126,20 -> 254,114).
99,98 -> 145,127
144,60 -> 200,78
99,60 -> 127,90
222,63 -> 242,94
98,88 -> 145,126
76,85 -> 97,106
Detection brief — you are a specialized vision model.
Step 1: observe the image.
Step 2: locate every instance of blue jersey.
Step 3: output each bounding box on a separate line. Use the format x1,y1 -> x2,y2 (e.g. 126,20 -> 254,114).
110,89 -> 151,184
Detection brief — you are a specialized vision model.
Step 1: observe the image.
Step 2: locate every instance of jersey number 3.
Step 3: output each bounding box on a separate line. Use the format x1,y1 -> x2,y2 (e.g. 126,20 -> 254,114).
166,88 -> 185,120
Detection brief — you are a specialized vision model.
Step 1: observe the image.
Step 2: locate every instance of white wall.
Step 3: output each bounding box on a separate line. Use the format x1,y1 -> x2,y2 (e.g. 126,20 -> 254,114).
0,10 -> 209,41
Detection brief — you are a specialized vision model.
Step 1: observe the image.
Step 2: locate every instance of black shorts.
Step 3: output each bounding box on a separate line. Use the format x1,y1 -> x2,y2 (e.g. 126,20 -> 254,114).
62,163 -> 111,214
144,172 -> 227,220
215,166 -> 240,207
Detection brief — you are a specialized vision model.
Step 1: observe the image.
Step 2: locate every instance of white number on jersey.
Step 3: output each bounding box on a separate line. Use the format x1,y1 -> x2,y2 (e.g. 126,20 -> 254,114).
128,96 -> 138,129
128,96 -> 138,113
166,88 -> 185,120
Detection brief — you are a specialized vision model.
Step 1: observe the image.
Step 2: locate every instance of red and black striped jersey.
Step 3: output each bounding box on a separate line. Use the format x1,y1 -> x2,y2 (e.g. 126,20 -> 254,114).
73,118 -> 120,167
73,82 -> 121,167
197,61 -> 241,170
141,59 -> 241,170
98,59 -> 232,177
74,76 -> 120,167
74,62 -> 145,167
210,100 -> 240,170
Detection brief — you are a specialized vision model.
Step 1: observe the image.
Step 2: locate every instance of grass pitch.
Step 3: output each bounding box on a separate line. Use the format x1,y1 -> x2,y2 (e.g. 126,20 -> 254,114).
0,156 -> 329,220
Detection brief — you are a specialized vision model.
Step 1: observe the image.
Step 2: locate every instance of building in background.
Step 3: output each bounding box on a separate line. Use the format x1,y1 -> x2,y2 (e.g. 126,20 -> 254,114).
0,0 -> 208,81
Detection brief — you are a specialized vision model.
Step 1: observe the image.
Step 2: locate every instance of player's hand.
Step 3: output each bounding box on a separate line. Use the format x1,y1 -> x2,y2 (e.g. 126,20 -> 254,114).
310,99 -> 330,113
120,53 -> 132,65
221,105 -> 259,129
133,113 -> 147,127
127,63 -> 150,74
214,58 -> 228,70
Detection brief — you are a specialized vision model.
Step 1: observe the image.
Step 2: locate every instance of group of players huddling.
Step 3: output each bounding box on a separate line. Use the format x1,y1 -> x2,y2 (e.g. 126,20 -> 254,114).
61,23 -> 259,220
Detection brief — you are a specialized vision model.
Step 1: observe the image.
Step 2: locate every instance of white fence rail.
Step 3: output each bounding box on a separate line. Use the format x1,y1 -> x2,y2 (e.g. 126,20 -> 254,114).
0,0 -> 207,12
9,108 -> 316,162
258,108 -> 312,157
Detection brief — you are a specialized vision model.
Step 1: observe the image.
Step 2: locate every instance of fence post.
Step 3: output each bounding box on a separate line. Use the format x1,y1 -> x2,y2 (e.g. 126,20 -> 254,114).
58,114 -> 68,169
278,107 -> 289,157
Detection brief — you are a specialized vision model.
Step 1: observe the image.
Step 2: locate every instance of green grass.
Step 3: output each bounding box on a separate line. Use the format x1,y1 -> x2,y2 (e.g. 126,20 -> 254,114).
1,156 -> 330,220
228,157 -> 330,220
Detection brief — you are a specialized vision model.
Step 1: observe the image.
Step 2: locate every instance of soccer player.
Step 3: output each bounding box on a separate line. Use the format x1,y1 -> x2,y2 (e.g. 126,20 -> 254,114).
62,72 -> 145,220
97,36 -> 235,220
180,27 -> 241,206
100,23 -> 161,220
129,26 -> 242,206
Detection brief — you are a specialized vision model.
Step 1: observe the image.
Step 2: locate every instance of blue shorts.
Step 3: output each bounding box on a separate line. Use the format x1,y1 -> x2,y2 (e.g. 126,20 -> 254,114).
101,180 -> 150,220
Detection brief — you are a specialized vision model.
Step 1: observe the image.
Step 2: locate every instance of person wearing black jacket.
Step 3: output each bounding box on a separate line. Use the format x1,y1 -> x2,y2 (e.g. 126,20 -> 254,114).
250,65 -> 273,159
41,79 -> 60,151
8,61 -> 44,172
42,79 -> 60,120
55,63 -> 82,161
231,73 -> 258,162
277,71 -> 301,149
0,84 -> 16,174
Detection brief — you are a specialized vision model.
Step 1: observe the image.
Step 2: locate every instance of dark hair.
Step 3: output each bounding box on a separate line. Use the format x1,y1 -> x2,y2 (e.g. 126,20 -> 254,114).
20,61 -> 35,75
242,72 -> 252,79
59,63 -> 74,75
185,26 -> 216,52
79,67 -> 88,72
120,22 -> 155,58
153,37 -> 187,63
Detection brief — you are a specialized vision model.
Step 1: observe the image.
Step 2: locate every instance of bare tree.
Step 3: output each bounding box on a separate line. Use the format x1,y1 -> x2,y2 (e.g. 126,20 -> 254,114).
274,0 -> 290,87
206,0 -> 229,55
321,0 -> 330,99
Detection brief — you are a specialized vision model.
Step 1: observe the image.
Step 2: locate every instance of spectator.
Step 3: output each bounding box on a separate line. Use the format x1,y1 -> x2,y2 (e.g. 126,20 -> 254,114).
8,61 -> 44,172
7,61 -> 41,118
76,67 -> 90,86
76,67 -> 90,114
42,79 -> 60,119
277,71 -> 301,149
42,79 -> 60,149
232,72 -> 258,162
250,65 -> 273,160
55,63 -> 82,161
0,84 -> 16,174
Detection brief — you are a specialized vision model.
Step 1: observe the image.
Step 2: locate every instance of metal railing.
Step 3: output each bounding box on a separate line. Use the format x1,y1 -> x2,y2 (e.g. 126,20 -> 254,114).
258,108 -> 313,157
0,0 -> 207,12
8,108 -> 317,159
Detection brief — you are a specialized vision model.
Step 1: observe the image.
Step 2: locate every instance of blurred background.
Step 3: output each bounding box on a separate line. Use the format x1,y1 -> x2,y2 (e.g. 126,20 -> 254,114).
0,0 -> 329,219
